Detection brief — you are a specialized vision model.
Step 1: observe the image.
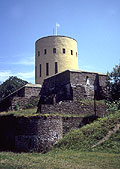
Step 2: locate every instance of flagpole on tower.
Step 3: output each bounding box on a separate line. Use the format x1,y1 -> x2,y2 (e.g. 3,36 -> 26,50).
56,23 -> 60,35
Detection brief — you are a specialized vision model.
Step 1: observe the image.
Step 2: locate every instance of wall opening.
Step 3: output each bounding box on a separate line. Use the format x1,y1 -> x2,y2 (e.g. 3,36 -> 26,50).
44,49 -> 47,55
53,48 -> 56,54
55,62 -> 58,74
38,51 -> 40,56
71,50 -> 73,55
86,76 -> 90,85
63,48 -> 65,54
46,63 -> 49,76
40,64 -> 41,77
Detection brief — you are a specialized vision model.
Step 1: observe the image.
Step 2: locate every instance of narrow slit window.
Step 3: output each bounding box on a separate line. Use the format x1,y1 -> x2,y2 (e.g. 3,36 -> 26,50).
63,48 -> 65,54
55,62 -> 58,74
53,48 -> 56,53
76,52 -> 77,57
38,51 -> 40,56
46,63 -> 49,76
35,66 -> 37,79
44,49 -> 47,55
71,50 -> 73,55
40,64 -> 41,77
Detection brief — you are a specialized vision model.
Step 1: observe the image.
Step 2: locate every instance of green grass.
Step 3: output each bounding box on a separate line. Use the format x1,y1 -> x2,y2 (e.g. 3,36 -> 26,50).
0,104 -> 120,168
0,108 -> 90,118
0,108 -> 38,117
93,127 -> 120,153
79,99 -> 105,106
54,110 -> 120,153
0,150 -> 120,169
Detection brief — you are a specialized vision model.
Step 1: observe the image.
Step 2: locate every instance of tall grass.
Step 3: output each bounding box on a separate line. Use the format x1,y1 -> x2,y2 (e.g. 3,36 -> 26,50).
54,110 -> 120,153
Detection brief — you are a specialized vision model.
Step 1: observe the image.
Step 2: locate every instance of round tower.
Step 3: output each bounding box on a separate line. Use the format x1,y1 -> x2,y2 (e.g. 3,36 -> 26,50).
35,35 -> 78,84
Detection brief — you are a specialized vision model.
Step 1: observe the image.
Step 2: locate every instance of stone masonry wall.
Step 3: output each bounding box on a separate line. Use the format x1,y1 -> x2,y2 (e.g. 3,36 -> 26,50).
38,70 -> 107,115
41,100 -> 107,117
24,87 -> 41,98
11,96 -> 40,110
15,116 -> 63,152
0,86 -> 41,112
0,114 -> 89,152
39,70 -> 107,104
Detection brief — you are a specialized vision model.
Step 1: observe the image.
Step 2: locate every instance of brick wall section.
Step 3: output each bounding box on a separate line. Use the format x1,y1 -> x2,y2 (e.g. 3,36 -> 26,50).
70,71 -> 106,87
0,114 -> 88,152
62,117 -> 83,135
39,70 -> 107,104
0,85 -> 41,112
15,116 -> 63,152
24,87 -> 41,98
11,96 -> 39,110
38,70 -> 107,115
41,100 -> 107,117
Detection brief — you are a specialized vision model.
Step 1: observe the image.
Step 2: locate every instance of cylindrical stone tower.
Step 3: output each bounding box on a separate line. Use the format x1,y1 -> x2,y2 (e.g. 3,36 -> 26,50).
35,35 -> 78,84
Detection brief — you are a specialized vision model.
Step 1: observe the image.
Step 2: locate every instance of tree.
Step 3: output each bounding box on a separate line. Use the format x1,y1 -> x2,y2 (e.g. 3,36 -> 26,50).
107,64 -> 120,101
0,76 -> 28,101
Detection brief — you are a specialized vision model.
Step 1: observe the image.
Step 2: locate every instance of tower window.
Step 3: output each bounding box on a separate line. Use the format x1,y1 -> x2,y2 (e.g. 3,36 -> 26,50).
44,49 -> 47,55
38,51 -> 40,56
71,50 -> 73,55
46,63 -> 49,76
55,62 -> 58,74
53,48 -> 56,53
35,66 -> 37,79
40,64 -> 41,77
63,48 -> 65,54
76,52 -> 77,57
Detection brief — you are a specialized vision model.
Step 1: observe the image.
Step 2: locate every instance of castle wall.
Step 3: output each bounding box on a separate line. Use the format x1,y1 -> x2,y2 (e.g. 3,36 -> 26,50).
24,86 -> 41,98
35,36 -> 78,84
15,116 -> 63,152
0,115 -> 87,152
41,99 -> 107,117
39,70 -> 107,105
0,85 -> 41,112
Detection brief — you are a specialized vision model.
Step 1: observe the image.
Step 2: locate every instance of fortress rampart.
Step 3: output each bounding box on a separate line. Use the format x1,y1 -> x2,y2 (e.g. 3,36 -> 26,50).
0,114 -> 93,152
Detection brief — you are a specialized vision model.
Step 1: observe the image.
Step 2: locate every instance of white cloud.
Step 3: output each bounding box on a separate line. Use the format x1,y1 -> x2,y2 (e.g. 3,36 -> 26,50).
0,54 -> 35,66
0,71 -> 13,82
0,70 -> 35,83
17,71 -> 35,79
14,56 -> 35,66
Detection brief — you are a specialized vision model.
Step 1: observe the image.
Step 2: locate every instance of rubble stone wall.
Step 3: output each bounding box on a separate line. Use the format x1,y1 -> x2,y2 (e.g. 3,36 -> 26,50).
0,114 -> 88,152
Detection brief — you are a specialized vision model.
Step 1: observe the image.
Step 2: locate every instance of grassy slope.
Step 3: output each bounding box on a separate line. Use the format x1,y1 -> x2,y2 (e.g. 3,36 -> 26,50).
0,151 -> 120,169
0,110 -> 120,168
0,108 -> 91,118
54,110 -> 120,153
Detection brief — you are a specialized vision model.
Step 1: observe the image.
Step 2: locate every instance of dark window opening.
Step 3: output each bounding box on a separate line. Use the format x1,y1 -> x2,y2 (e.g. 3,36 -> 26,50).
71,50 -> 73,55
76,52 -> 77,57
46,63 -> 49,76
38,51 -> 40,56
55,62 -> 58,74
44,49 -> 47,55
35,66 -> 37,79
53,48 -> 56,53
40,64 -> 41,77
63,48 -> 65,54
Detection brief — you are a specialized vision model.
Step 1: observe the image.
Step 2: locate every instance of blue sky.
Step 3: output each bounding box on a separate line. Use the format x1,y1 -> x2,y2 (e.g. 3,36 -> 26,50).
0,0 -> 120,84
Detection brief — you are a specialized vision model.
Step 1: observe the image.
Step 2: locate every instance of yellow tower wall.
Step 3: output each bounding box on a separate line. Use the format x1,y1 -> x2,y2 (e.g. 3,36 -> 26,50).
35,36 -> 78,84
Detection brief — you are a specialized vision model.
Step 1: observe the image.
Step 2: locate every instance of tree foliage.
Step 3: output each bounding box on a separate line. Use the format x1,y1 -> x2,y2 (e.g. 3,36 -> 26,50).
0,76 -> 28,101
107,64 -> 120,101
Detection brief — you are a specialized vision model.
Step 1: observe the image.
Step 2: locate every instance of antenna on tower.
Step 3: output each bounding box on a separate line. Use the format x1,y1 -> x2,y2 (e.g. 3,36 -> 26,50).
53,28 -> 55,35
56,23 -> 60,35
